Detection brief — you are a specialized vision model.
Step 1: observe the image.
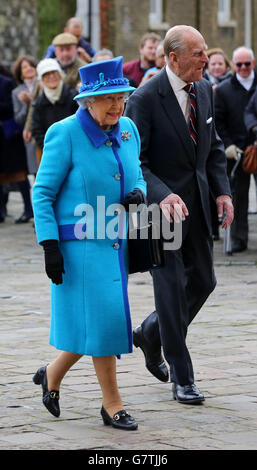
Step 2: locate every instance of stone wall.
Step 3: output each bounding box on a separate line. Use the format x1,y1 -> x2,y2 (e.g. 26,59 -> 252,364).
0,0 -> 39,68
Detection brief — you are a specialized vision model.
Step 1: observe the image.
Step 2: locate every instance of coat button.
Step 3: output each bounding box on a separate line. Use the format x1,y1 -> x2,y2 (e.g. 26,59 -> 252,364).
112,242 -> 120,250
105,140 -> 112,147
114,173 -> 121,180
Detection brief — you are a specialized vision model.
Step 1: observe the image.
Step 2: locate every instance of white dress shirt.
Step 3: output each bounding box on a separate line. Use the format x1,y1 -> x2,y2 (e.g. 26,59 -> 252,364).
165,65 -> 191,123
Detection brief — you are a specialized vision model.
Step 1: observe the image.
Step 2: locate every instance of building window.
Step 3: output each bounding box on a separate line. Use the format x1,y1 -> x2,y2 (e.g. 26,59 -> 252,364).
149,0 -> 162,25
149,0 -> 169,29
217,0 -> 236,27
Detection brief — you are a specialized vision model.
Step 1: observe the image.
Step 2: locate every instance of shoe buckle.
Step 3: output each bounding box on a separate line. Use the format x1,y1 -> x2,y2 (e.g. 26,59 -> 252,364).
114,413 -> 120,421
50,391 -> 57,399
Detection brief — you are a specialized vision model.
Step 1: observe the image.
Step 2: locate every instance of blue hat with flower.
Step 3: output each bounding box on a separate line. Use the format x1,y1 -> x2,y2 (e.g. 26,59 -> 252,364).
74,56 -> 135,100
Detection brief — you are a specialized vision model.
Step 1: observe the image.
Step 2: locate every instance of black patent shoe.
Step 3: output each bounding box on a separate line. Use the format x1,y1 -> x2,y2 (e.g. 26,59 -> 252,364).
172,383 -> 205,405
101,406 -> 138,430
133,326 -> 169,382
33,366 -> 60,417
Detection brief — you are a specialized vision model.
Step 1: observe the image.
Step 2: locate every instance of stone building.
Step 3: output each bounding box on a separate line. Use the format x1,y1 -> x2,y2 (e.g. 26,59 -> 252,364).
0,0 -> 39,68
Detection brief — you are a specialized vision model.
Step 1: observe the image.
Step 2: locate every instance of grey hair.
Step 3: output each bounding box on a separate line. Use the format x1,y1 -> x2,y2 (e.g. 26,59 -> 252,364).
92,49 -> 114,62
77,92 -> 130,109
164,25 -> 201,58
77,96 -> 95,109
232,46 -> 255,62
156,41 -> 164,54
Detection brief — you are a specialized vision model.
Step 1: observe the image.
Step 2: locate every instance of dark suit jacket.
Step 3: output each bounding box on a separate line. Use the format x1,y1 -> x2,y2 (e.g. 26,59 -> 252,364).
215,72 -> 257,151
124,67 -> 231,232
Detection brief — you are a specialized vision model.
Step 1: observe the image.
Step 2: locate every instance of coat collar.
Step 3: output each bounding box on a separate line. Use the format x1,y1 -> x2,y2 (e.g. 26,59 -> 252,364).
76,107 -> 121,148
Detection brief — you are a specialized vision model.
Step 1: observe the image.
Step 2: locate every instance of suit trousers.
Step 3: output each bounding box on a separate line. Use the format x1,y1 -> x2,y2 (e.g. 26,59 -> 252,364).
142,194 -> 216,385
230,165 -> 250,245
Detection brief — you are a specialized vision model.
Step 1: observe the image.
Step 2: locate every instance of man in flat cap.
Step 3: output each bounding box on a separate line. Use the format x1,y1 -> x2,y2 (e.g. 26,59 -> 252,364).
44,17 -> 95,63
52,32 -> 87,89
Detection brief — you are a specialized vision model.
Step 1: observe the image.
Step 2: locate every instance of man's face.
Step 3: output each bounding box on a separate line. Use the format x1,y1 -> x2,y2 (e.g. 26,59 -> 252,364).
156,46 -> 165,69
170,33 -> 208,82
140,39 -> 160,64
233,50 -> 255,78
67,24 -> 82,42
55,45 -> 77,67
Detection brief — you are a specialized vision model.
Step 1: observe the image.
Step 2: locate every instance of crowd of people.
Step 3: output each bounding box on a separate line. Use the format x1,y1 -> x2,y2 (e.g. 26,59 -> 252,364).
0,18 -> 256,253
0,17 -> 256,430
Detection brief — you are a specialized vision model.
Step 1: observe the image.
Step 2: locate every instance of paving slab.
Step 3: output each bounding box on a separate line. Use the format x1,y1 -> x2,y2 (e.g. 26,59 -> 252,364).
0,179 -> 257,451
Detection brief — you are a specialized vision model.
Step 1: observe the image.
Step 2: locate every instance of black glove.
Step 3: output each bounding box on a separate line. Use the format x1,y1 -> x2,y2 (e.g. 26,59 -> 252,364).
41,239 -> 65,285
122,189 -> 146,212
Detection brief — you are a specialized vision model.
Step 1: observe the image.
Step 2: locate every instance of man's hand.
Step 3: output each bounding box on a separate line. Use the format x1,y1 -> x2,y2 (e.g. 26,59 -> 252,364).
77,47 -> 92,63
159,193 -> 189,223
216,195 -> 234,229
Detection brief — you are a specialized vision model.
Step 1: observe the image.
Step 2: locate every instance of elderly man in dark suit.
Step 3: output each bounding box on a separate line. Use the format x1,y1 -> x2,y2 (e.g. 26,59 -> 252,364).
125,25 -> 234,404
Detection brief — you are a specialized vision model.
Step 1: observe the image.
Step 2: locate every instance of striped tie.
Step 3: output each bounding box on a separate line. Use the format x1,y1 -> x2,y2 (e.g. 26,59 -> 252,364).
184,83 -> 197,146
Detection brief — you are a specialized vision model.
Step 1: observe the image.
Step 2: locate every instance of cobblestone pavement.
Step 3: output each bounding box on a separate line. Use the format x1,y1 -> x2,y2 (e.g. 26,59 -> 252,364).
0,179 -> 257,451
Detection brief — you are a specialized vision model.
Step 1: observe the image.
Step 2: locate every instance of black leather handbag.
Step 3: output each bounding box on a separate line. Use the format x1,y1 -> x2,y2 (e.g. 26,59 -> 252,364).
128,212 -> 164,274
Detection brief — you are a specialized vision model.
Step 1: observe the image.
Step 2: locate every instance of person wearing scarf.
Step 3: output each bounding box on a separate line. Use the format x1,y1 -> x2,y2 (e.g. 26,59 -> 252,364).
31,59 -> 78,154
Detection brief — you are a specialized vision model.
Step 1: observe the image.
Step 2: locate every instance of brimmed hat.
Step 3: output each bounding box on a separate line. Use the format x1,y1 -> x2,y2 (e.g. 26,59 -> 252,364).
52,32 -> 78,46
74,56 -> 135,100
36,59 -> 63,79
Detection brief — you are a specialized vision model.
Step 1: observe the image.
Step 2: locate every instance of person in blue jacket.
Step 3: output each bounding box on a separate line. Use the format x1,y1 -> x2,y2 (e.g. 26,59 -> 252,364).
32,56 -> 146,431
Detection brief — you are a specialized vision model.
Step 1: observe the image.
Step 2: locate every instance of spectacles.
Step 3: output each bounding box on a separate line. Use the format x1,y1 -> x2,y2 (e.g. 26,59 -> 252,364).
235,61 -> 251,67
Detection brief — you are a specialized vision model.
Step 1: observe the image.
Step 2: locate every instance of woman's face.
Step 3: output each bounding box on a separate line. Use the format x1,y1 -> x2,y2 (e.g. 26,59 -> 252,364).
42,71 -> 61,89
208,53 -> 227,78
87,93 -> 126,129
21,60 -> 36,80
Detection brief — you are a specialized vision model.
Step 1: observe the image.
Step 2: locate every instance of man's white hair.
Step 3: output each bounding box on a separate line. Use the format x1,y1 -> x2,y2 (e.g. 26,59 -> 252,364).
232,46 -> 255,62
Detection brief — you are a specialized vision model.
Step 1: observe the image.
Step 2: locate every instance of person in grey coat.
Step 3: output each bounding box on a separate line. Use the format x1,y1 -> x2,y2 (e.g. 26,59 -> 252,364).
11,55 -> 38,223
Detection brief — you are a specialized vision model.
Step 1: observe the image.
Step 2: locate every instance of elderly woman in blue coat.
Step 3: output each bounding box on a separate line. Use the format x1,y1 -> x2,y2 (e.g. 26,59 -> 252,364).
32,57 -> 146,431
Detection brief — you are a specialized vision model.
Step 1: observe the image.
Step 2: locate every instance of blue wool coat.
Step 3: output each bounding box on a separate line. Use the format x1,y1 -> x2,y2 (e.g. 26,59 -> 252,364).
32,108 -> 146,357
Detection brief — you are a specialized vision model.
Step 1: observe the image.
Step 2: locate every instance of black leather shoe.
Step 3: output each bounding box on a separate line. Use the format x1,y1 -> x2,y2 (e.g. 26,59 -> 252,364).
15,212 -> 33,224
133,326 -> 169,382
33,366 -> 60,417
172,383 -> 205,404
232,240 -> 247,253
101,406 -> 138,430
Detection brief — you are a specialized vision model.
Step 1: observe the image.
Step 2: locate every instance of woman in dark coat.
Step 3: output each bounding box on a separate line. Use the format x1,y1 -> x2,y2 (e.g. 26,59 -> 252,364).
31,59 -> 77,153
0,65 -> 32,223
12,55 -> 38,175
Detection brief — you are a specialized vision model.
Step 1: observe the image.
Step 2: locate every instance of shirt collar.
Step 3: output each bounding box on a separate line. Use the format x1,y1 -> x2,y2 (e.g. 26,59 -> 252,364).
165,65 -> 189,92
76,107 -> 121,148
236,70 -> 255,89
